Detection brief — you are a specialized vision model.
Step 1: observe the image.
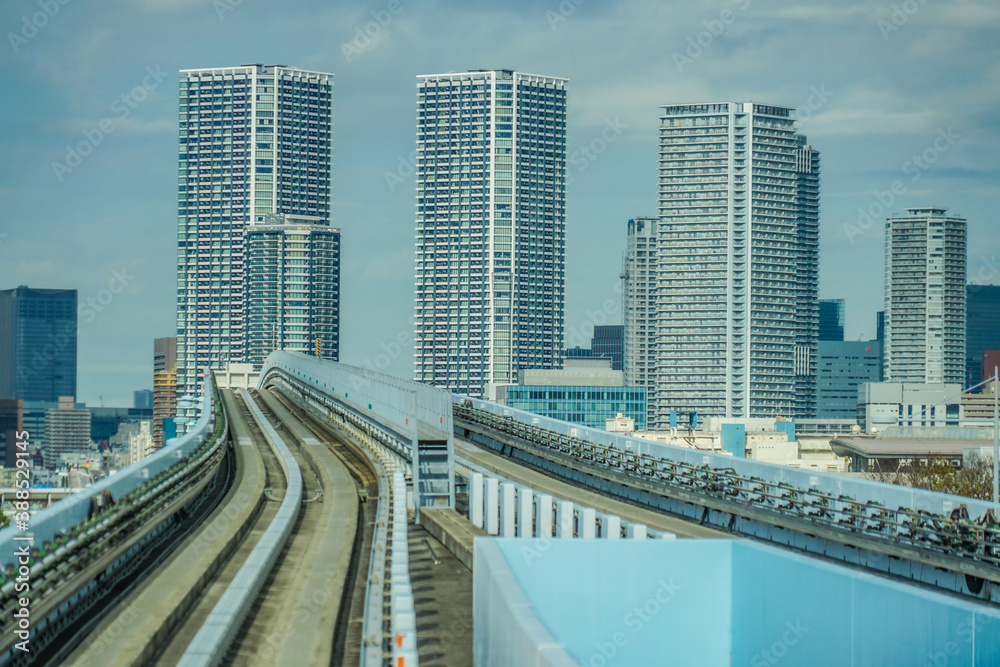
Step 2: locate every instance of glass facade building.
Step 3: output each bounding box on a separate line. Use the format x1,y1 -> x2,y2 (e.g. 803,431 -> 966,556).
883,208 -> 966,384
592,325 -> 624,371
966,285 -> 1000,386
247,214 -> 340,368
626,104 -> 819,428
0,287 -> 77,402
176,64 -> 334,403
413,69 -> 567,397
819,299 -> 845,341
499,385 -> 647,431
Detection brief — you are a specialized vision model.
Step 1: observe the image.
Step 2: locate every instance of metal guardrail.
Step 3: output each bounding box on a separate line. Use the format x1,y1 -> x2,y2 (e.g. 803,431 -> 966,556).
177,389 -> 303,667
0,375 -> 228,664
0,376 -> 219,554
456,398 -> 1000,527
455,402 -> 1000,580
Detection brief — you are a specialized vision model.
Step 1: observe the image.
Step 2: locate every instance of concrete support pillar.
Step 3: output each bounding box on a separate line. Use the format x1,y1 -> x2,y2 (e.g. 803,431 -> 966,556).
626,523 -> 647,540
557,501 -> 574,538
579,508 -> 596,539
469,472 -> 484,529
517,487 -> 534,537
500,482 -> 516,537
535,494 -> 553,538
602,514 -> 621,539
485,477 -> 499,535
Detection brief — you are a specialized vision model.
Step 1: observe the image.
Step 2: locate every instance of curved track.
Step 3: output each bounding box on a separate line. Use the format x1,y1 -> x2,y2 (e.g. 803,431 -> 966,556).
65,388 -> 375,667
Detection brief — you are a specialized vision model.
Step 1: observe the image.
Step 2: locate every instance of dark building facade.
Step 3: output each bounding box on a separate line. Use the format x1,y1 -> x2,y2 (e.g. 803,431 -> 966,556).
819,299 -> 845,341
967,285 -> 1000,386
592,325 -> 624,371
0,286 -> 77,402
0,399 -> 23,468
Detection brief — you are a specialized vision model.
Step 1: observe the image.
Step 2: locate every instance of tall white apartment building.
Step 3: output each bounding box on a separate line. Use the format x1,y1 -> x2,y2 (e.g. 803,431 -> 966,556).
413,70 -> 566,397
625,103 -> 819,427
884,207 -> 966,384
176,64 -> 333,403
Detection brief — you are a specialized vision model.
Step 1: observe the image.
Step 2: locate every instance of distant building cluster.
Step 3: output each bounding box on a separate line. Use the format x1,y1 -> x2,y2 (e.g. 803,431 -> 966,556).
7,64 -> 998,483
175,64 -> 340,415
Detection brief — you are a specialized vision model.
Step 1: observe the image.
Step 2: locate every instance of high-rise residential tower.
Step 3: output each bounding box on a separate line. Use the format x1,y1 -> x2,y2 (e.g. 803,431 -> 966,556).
0,287 -> 77,402
623,216 -> 659,397
883,207 -> 966,384
247,214 -> 340,368
176,64 -> 334,404
413,69 -> 567,397
628,103 -> 819,427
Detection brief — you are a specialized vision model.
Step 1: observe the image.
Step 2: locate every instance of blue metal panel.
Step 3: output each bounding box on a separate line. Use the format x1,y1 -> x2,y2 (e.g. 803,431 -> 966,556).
721,423 -> 746,458
479,538 -> 1000,667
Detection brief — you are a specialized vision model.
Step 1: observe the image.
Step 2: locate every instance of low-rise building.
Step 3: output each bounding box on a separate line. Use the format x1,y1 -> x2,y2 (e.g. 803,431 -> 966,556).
858,382 -> 963,432
493,358 -> 647,432
831,425 -> 994,472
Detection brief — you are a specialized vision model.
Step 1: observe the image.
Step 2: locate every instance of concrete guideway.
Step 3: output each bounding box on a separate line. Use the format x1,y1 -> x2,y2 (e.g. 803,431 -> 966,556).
66,389 -> 268,666
67,388 -> 369,666
239,389 -> 360,666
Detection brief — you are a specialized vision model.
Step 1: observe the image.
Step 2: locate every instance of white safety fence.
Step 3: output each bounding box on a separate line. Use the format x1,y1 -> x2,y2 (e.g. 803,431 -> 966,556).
464,468 -> 675,541
390,471 -> 419,666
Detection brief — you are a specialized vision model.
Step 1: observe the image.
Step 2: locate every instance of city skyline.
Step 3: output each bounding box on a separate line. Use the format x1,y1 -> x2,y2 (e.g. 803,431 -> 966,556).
1,1 -> 997,405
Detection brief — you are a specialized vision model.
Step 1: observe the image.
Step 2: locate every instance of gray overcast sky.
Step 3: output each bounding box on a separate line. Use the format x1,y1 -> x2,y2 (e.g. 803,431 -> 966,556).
1,0 -> 997,406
